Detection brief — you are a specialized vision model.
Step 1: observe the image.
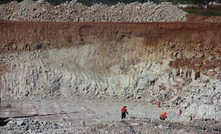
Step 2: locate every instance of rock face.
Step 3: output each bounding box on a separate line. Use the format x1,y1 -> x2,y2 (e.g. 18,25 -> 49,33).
1,21 -> 221,121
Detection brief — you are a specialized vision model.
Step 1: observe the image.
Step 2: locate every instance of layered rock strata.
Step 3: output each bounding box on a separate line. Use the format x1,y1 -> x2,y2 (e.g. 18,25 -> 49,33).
0,21 -> 221,120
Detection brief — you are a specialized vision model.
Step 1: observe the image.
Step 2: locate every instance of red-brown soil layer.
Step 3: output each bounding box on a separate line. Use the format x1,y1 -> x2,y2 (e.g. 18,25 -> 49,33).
1,20 -> 221,52
1,18 -> 221,72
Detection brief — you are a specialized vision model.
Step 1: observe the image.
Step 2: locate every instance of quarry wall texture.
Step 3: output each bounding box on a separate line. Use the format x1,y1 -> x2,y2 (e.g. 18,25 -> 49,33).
1,21 -> 221,120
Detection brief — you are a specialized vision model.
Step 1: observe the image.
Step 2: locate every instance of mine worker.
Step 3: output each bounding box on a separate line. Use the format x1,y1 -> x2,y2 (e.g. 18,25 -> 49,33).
121,106 -> 129,119
179,109 -> 182,116
160,111 -> 167,120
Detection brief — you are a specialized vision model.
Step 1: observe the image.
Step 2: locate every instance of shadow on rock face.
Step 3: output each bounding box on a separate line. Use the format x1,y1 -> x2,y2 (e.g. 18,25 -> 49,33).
0,117 -> 9,126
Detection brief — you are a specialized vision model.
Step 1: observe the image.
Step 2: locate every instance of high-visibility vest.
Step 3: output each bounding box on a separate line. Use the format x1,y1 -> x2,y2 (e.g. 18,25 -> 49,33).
160,112 -> 167,119
121,107 -> 128,113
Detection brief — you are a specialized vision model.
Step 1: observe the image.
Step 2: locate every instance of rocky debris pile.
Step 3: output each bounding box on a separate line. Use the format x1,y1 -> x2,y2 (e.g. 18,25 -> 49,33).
181,78 -> 221,121
0,118 -> 64,134
1,117 -> 220,134
77,119 -> 221,134
0,0 -> 187,22
161,78 -> 221,121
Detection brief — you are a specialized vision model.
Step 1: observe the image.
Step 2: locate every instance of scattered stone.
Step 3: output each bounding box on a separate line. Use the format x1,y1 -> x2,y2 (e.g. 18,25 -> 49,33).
131,122 -> 139,126
180,102 -> 190,109
1,118 -> 63,134
16,119 -> 24,126
170,96 -> 181,106
81,121 -> 86,127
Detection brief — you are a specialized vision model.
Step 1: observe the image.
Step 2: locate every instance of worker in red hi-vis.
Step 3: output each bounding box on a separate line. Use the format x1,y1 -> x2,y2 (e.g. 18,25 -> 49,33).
158,101 -> 161,108
121,106 -> 129,119
160,111 -> 167,120
179,109 -> 182,116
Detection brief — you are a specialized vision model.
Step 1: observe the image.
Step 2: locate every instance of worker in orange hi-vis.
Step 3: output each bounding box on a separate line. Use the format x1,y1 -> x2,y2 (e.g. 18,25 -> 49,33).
121,106 -> 129,119
160,111 -> 167,120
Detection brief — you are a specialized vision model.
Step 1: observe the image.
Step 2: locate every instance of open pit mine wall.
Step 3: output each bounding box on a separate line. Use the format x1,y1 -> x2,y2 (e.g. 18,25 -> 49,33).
1,21 -> 221,104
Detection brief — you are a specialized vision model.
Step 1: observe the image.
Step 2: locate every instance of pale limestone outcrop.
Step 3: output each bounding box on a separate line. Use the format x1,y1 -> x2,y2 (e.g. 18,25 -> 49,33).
1,43 -> 221,121
179,79 -> 221,121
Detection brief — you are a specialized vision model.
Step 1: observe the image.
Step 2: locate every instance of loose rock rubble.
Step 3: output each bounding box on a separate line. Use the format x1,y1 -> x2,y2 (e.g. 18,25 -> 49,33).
159,78 -> 221,121
1,117 -> 221,134
0,118 -> 64,134
0,0 -> 188,22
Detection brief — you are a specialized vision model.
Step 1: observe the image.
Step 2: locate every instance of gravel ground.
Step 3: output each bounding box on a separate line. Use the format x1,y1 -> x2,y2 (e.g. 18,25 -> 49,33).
1,98 -> 221,134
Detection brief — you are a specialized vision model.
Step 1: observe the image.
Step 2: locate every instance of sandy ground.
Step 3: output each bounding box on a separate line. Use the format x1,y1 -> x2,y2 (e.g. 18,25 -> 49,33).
1,98 -> 221,134
0,97 -> 181,125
